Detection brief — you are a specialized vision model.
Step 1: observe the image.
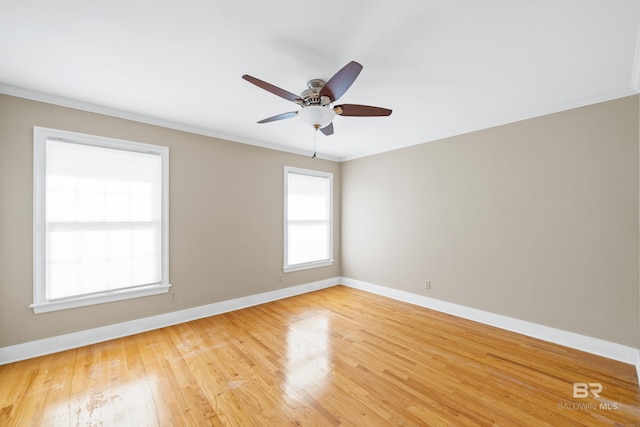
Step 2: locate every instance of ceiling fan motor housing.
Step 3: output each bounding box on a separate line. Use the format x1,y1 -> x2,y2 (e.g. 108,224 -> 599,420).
301,79 -> 332,106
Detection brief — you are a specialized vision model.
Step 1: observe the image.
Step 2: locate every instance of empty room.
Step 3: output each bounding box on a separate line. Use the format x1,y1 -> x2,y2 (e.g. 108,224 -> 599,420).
1,1 -> 640,425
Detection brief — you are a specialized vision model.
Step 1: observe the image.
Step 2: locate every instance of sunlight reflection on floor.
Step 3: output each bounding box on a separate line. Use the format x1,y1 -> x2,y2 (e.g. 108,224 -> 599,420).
285,312 -> 331,402
43,377 -> 159,426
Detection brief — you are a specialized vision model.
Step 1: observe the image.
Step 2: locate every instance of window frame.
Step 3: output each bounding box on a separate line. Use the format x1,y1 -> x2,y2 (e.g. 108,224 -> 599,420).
283,166 -> 334,273
32,127 -> 170,313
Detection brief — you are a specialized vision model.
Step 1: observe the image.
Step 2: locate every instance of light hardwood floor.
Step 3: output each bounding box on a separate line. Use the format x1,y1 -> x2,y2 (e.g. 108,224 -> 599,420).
1,285 -> 639,426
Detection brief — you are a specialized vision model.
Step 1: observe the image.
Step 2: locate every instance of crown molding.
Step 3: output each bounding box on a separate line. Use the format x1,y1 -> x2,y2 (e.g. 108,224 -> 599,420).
340,88 -> 638,162
632,24 -> 640,92
0,84 -> 341,162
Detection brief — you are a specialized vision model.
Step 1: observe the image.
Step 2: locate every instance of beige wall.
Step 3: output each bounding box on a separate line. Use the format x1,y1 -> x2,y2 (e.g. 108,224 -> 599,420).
0,94 -> 341,347
1,92 -> 639,350
342,96 -> 639,347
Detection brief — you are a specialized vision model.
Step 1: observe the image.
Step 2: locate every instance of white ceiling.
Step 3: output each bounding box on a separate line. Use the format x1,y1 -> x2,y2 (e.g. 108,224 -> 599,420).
2,1 -> 640,161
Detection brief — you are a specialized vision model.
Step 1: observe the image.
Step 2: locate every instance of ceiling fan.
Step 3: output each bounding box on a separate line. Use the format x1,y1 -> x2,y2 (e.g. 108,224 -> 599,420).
242,61 -> 392,136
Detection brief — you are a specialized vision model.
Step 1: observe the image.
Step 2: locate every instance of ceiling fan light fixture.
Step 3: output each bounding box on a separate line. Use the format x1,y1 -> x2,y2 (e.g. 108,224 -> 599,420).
243,61 -> 392,136
297,105 -> 335,129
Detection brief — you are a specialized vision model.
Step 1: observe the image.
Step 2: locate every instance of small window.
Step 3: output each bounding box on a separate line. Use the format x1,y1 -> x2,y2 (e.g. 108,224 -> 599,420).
32,127 -> 170,313
283,166 -> 333,272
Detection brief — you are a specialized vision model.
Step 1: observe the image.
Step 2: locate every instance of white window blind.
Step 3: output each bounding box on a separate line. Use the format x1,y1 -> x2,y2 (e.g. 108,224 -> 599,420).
284,167 -> 333,272
33,127 -> 170,313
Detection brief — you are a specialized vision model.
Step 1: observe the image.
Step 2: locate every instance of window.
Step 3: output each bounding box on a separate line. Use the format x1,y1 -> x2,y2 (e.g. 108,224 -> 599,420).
283,166 -> 333,272
32,127 -> 170,313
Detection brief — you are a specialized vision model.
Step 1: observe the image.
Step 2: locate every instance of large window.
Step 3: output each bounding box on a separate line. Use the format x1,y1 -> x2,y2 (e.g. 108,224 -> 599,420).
283,166 -> 333,272
33,127 -> 170,313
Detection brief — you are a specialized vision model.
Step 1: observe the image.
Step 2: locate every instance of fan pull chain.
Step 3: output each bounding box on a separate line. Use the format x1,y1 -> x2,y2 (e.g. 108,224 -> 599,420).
312,125 -> 318,158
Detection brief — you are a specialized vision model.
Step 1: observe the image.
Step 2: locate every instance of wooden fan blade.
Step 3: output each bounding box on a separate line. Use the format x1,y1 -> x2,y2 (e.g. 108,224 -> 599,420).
320,122 -> 334,136
242,75 -> 302,103
257,111 -> 297,123
334,104 -> 392,117
319,61 -> 363,102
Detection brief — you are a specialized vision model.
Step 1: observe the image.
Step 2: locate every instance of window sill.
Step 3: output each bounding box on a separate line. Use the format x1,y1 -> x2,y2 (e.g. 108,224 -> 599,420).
30,283 -> 171,314
282,259 -> 334,273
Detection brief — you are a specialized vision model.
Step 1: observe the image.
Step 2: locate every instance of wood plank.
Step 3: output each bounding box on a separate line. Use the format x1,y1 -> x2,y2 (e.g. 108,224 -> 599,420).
1,285 -> 638,425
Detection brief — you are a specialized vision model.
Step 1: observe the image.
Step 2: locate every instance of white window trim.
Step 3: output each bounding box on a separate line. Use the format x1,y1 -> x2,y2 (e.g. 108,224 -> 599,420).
283,166 -> 334,273
32,127 -> 170,313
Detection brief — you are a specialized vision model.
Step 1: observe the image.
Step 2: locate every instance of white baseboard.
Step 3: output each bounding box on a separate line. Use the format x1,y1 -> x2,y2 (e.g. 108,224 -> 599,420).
2,275 -> 639,386
0,277 -> 340,365
341,277 -> 639,368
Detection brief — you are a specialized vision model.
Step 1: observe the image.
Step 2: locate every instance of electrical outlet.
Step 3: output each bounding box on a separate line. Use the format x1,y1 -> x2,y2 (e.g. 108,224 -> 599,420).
170,292 -> 177,302
424,280 -> 431,289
